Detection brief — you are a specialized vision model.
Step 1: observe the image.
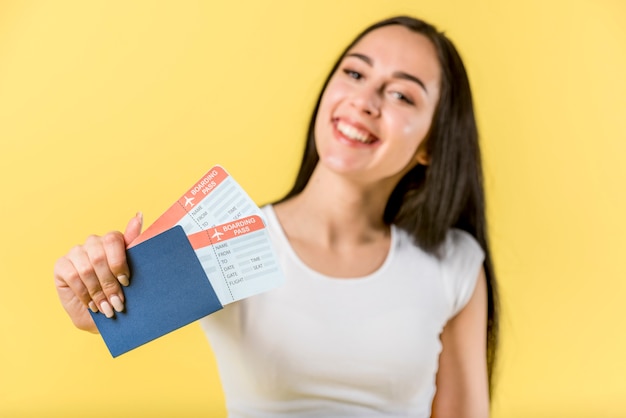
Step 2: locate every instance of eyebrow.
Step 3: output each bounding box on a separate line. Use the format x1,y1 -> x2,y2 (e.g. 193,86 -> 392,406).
345,52 -> 429,94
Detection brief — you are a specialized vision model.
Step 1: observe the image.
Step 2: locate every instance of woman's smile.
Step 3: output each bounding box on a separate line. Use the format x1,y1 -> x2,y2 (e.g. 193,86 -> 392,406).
334,118 -> 380,146
314,24 -> 440,181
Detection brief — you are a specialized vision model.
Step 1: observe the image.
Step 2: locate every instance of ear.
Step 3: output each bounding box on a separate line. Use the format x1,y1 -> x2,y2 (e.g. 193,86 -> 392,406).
414,141 -> 430,166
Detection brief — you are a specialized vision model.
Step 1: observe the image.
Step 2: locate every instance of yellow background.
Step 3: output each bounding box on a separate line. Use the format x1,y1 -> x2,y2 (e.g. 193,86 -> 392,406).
1,1 -> 625,416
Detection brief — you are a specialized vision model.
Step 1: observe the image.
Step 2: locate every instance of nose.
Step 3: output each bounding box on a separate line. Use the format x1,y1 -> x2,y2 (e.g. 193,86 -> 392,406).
350,85 -> 381,117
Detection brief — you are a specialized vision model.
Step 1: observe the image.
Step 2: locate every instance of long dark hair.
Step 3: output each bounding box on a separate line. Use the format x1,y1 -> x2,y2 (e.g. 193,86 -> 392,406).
278,16 -> 499,393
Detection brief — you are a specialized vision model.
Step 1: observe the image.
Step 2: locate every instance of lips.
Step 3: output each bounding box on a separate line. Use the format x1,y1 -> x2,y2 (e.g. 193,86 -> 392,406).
334,119 -> 378,145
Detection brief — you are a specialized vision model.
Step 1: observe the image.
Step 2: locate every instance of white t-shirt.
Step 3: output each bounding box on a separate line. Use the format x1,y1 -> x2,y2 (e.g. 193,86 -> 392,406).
200,205 -> 484,417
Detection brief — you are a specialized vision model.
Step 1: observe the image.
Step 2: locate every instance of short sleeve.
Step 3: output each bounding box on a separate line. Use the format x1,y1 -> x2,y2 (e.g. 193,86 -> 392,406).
441,229 -> 485,318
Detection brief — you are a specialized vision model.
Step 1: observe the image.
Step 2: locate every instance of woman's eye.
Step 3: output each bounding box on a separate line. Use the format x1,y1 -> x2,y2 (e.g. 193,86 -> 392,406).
343,69 -> 362,80
390,91 -> 414,105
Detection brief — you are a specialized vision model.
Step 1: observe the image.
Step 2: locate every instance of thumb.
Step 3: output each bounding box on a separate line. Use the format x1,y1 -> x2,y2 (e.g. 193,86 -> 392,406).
124,212 -> 143,246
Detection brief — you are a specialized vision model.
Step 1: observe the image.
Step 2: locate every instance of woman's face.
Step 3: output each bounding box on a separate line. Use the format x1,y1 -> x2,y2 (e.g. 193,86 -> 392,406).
314,25 -> 441,185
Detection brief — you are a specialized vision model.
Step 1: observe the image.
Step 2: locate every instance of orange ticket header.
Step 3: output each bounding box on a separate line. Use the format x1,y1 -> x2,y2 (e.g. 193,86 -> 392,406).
188,215 -> 265,250
130,165 -> 230,247
177,166 -> 228,208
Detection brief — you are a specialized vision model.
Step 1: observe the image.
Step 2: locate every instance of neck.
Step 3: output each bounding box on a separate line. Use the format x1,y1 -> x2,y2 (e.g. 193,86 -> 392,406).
275,165 -> 399,247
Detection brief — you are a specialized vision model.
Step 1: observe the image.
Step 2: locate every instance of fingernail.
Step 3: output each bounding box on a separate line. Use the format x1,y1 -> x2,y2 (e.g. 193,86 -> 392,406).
110,295 -> 124,313
100,301 -> 114,318
118,274 -> 130,287
88,301 -> 98,313
136,211 -> 143,227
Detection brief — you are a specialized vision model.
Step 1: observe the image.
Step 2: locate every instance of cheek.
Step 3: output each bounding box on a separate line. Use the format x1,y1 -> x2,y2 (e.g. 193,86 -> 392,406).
315,88 -> 337,130
314,80 -> 350,138
403,122 -> 418,137
397,115 -> 431,150
319,80 -> 348,112
389,115 -> 433,170
401,109 -> 434,136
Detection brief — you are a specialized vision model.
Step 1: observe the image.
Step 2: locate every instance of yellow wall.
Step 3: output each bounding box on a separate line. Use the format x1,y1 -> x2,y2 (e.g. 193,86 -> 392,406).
1,1 -> 624,416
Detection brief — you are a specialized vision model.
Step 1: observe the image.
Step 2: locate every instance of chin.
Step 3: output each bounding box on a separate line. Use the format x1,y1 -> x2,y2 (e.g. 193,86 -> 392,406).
320,155 -> 368,176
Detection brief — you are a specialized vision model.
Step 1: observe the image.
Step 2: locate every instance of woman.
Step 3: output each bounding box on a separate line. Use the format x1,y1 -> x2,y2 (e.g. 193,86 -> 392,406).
55,16 -> 498,417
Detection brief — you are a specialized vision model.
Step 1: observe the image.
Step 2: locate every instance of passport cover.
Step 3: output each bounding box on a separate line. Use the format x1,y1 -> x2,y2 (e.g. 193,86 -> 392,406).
90,225 -> 223,357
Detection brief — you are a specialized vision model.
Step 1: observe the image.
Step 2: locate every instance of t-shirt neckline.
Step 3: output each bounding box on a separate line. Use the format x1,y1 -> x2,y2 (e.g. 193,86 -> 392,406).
263,204 -> 398,283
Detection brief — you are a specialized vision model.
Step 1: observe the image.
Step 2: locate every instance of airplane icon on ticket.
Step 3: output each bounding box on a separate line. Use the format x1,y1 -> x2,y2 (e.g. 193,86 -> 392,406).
184,196 -> 195,207
211,229 -> 224,241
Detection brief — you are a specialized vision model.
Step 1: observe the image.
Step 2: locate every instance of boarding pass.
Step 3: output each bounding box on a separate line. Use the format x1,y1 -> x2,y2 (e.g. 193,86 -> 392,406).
132,165 -> 284,305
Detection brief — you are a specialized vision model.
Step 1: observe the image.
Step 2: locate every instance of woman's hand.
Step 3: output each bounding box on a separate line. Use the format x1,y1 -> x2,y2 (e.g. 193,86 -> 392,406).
53,213 -> 143,333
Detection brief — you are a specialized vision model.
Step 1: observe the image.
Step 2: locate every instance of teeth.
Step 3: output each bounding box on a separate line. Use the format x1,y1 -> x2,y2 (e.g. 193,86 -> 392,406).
337,121 -> 372,143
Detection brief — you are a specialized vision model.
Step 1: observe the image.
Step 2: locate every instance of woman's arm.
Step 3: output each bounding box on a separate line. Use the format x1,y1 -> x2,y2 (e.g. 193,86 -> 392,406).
431,267 -> 490,418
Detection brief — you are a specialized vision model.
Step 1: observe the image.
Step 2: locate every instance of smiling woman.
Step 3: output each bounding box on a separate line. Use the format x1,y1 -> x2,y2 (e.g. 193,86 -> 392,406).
313,24 -> 439,180
54,15 -> 498,418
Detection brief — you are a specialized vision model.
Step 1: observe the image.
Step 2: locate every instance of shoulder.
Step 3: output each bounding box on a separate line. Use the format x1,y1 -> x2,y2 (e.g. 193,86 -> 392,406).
440,229 -> 485,318
393,225 -> 483,266
394,226 -> 485,319
260,204 -> 281,236
441,228 -> 484,265
259,203 -> 290,255
260,204 -> 279,231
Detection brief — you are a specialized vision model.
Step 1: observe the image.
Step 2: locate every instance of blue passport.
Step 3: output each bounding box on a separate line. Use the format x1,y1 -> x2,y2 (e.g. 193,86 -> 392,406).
90,225 -> 223,357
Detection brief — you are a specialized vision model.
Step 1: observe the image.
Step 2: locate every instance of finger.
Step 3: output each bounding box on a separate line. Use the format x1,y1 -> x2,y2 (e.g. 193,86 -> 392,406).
66,243 -> 115,317
69,237 -> 114,318
102,231 -> 131,287
54,255 -> 95,312
83,234 -> 127,315
124,212 -> 143,247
